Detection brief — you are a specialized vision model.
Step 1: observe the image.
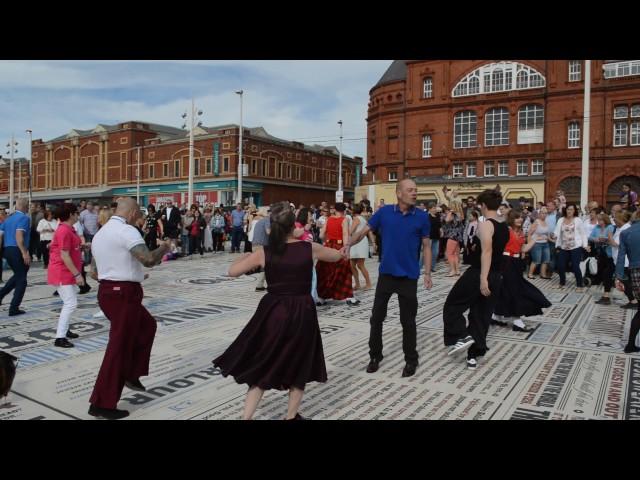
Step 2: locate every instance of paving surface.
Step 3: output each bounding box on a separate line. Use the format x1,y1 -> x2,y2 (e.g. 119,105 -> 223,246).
1,251 -> 638,420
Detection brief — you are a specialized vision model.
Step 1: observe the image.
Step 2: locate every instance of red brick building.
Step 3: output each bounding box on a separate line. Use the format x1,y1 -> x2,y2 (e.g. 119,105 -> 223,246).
0,122 -> 362,207
362,60 -> 640,207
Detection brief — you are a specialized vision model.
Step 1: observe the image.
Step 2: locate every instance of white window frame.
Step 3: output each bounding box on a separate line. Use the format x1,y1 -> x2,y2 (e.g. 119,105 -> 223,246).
532,159 -> 544,175
568,61 -> 582,82
614,106 -> 629,119
422,134 -> 432,158
603,60 -> 640,79
485,107 -> 510,146
423,77 -> 433,98
518,105 -> 544,144
614,122 -> 628,146
568,122 -> 580,149
452,62 -> 546,97
631,122 -> 640,146
516,160 -> 528,176
454,111 -> 477,149
498,160 -> 509,176
631,104 -> 640,118
453,163 -> 463,178
388,171 -> 398,181
466,163 -> 477,177
484,162 -> 495,177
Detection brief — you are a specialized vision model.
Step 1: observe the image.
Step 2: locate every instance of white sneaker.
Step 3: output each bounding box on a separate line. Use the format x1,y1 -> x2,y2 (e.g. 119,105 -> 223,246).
93,310 -> 105,319
448,336 -> 475,356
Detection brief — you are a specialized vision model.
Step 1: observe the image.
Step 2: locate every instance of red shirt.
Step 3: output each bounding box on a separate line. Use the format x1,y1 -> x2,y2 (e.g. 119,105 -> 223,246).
48,222 -> 82,286
326,216 -> 345,241
504,228 -> 525,255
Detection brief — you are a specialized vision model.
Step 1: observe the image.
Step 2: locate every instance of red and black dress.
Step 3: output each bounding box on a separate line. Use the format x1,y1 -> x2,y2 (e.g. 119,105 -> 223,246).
494,228 -> 551,318
316,216 -> 353,300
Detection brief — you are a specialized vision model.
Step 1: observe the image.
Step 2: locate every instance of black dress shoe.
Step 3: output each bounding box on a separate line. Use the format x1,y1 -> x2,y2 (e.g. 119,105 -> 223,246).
624,345 -> 640,354
8,309 -> 26,316
595,297 -> 611,305
512,324 -> 535,333
285,413 -> 310,420
125,378 -> 146,392
255,287 -> 266,292
88,404 -> 130,420
54,338 -> 74,348
491,319 -> 508,327
622,302 -> 639,309
66,329 -> 79,339
366,358 -> 381,373
401,363 -> 418,377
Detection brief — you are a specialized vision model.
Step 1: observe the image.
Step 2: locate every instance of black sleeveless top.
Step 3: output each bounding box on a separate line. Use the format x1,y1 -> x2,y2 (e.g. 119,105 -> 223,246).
466,218 -> 509,271
145,213 -> 159,233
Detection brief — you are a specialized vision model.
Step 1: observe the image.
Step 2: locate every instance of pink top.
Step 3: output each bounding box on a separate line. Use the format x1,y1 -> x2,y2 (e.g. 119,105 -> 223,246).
48,222 -> 83,286
295,222 -> 313,242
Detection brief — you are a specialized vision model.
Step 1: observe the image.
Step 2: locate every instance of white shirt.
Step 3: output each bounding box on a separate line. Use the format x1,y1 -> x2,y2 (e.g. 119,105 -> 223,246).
73,221 -> 84,238
37,218 -> 59,242
612,223 -> 631,267
92,216 -> 146,282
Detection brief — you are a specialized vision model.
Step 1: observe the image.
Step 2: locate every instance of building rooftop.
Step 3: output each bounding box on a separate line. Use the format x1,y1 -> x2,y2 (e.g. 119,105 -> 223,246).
372,60 -> 407,90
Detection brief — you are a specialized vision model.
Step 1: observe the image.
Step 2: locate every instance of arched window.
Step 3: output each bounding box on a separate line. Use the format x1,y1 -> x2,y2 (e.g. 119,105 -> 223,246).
518,105 -> 544,144
452,62 -> 545,97
454,111 -> 477,149
485,107 -> 509,146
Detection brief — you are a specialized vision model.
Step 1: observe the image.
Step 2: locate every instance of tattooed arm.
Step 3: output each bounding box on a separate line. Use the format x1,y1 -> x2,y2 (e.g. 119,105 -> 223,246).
129,241 -> 171,267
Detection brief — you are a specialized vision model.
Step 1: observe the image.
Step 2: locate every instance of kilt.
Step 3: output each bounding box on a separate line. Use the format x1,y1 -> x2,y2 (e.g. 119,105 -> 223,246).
316,239 -> 353,300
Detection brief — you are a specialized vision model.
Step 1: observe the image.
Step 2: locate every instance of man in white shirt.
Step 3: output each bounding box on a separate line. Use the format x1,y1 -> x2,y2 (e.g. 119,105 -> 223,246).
87,197 -> 170,420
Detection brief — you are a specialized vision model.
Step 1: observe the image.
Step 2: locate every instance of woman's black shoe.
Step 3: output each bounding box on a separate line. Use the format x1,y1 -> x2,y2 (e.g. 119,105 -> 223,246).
285,413 -> 310,420
54,338 -> 74,348
491,319 -> 508,327
624,345 -> 640,354
512,324 -> 535,333
88,404 -> 130,420
66,330 -> 79,339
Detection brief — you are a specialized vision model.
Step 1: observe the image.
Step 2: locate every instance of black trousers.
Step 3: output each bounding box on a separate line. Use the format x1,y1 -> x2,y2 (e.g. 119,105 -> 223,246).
145,231 -> 158,251
598,255 -> 615,293
623,267 -> 636,302
29,231 -> 41,260
189,234 -> 204,255
40,240 -> 51,267
369,274 -> 419,365
442,268 -> 503,358
212,231 -> 224,251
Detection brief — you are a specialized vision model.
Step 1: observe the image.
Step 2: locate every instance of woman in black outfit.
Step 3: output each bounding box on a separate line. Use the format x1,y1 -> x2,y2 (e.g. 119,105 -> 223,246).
144,204 -> 163,251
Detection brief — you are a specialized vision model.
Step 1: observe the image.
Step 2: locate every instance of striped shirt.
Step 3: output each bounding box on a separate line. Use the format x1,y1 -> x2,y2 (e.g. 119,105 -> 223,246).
79,209 -> 99,235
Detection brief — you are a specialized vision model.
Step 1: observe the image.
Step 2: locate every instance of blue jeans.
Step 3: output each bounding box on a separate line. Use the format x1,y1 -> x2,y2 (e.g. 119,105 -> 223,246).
231,226 -> 244,252
84,232 -> 94,265
530,242 -> 550,265
430,239 -> 440,271
181,234 -> 190,255
557,248 -> 584,287
0,247 -> 30,312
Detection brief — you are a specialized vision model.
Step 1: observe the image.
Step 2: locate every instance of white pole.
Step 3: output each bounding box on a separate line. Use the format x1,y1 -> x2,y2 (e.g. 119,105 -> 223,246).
136,145 -> 141,205
27,129 -> 32,206
338,120 -> 343,194
9,134 -> 15,212
580,60 -> 591,210
18,158 -> 22,197
188,98 -> 194,208
236,90 -> 243,205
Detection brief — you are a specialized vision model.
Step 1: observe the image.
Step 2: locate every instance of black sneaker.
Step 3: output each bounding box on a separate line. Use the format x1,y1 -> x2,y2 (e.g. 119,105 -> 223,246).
8,309 -> 26,316
622,302 -> 639,309
448,336 -> 475,356
467,358 -> 478,370
491,319 -> 508,327
512,324 -> 535,333
54,338 -> 74,348
595,297 -> 611,305
125,378 -> 146,392
66,330 -> 79,339
88,404 -> 130,420
624,345 -> 640,354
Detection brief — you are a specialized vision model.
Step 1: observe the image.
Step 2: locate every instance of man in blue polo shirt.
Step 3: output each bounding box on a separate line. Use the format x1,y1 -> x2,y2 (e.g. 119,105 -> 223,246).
0,198 -> 32,316
349,179 -> 433,377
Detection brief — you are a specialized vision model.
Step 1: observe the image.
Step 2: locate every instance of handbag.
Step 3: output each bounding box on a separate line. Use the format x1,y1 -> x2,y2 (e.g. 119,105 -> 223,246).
0,351 -> 18,398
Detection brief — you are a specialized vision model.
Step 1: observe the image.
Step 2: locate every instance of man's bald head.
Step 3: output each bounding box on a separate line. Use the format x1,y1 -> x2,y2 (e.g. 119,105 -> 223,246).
15,197 -> 29,213
395,179 -> 418,208
115,197 -> 141,225
396,178 -> 415,193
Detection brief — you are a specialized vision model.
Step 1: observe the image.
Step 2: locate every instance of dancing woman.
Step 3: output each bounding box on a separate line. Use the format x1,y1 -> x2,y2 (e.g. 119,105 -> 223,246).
492,210 -> 551,332
213,201 -> 346,420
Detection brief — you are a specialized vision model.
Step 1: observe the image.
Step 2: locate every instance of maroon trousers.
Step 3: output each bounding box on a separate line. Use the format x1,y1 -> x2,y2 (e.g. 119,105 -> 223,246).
89,281 -> 157,409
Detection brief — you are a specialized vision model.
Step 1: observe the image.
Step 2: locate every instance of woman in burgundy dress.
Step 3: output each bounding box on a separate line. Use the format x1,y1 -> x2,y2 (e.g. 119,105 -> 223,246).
213,201 -> 346,420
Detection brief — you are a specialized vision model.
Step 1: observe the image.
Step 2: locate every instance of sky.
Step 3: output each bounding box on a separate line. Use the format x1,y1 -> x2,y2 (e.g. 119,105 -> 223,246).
0,60 -> 391,165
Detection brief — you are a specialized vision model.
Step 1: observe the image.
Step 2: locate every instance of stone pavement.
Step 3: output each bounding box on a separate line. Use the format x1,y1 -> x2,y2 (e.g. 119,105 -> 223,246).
1,252 -> 638,420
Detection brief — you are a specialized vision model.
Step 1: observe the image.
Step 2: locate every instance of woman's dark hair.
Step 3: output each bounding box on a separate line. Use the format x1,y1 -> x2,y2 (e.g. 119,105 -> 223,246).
44,208 -> 53,220
562,203 -> 578,218
296,207 -> 310,225
476,189 -> 503,210
268,201 -> 296,263
334,202 -> 346,213
190,204 -> 197,211
470,210 -> 479,221
507,209 -> 523,228
53,203 -> 78,222
353,204 -> 363,215
147,204 -> 156,214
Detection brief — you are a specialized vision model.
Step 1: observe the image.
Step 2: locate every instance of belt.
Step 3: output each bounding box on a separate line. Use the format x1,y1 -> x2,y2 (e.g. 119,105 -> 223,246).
503,252 -> 521,258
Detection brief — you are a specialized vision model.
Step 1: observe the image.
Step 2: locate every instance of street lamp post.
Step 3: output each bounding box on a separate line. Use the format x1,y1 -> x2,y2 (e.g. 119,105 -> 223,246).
337,120 -> 343,202
182,99 -> 203,208
580,60 -> 592,210
26,130 -> 33,206
136,144 -> 141,205
235,90 -> 243,205
6,135 -> 18,212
